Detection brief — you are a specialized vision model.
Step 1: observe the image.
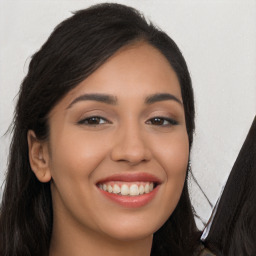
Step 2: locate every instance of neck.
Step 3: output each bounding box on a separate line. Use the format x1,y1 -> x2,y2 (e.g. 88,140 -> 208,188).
49,213 -> 153,256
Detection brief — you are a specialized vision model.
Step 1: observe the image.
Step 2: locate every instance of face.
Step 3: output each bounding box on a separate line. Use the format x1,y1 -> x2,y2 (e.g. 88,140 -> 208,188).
45,42 -> 189,241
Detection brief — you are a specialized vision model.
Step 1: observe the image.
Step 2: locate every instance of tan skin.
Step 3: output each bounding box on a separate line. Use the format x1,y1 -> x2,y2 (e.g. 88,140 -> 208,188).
28,42 -> 189,256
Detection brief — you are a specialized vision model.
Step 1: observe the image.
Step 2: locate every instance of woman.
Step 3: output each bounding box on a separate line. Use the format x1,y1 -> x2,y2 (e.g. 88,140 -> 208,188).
0,3 -> 203,255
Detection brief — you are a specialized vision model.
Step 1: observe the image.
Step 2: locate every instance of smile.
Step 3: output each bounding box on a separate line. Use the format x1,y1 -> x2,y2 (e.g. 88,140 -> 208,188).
97,181 -> 155,196
96,173 -> 161,208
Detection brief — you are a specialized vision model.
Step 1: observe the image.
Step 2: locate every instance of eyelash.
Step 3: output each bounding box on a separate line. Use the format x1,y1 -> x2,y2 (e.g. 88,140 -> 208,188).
146,117 -> 178,126
77,116 -> 111,126
78,116 -> 178,127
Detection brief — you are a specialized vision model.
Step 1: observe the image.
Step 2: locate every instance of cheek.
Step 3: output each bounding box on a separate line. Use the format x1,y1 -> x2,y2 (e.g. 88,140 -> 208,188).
151,130 -> 189,212
153,129 -> 189,176
165,131 -> 189,188
50,128 -> 108,175
48,129 -> 111,222
48,128 -> 110,203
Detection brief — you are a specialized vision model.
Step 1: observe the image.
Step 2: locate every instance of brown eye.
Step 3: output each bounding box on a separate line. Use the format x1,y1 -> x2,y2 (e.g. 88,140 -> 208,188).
146,117 -> 178,126
151,118 -> 165,125
78,116 -> 109,125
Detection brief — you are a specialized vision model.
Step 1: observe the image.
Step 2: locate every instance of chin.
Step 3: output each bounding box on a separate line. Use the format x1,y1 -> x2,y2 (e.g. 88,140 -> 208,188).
97,215 -> 166,242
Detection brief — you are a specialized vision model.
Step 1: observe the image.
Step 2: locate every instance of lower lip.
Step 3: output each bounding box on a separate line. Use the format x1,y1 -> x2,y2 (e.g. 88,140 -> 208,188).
98,186 -> 160,208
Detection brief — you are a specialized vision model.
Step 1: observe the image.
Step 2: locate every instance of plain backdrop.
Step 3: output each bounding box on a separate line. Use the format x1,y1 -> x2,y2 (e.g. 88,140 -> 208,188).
0,0 -> 255,229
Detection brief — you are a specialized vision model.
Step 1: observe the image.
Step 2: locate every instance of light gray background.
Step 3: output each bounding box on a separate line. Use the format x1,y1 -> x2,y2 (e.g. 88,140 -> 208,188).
1,0 -> 256,229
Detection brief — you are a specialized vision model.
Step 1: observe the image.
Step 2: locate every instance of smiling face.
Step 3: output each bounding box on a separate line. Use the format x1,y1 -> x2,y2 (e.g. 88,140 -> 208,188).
30,42 -> 189,243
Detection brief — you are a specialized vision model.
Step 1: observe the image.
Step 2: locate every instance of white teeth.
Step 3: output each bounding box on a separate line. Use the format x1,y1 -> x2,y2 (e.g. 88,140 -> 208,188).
130,184 -> 139,196
144,183 -> 150,193
107,185 -> 113,193
121,184 -> 129,195
139,185 -> 145,194
99,182 -> 156,196
113,184 -> 120,194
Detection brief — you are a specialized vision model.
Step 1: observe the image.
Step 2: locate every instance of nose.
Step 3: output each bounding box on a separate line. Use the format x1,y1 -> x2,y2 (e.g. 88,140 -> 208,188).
110,123 -> 152,165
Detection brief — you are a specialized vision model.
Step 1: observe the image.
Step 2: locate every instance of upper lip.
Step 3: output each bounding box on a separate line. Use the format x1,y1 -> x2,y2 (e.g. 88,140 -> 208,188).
96,172 -> 162,184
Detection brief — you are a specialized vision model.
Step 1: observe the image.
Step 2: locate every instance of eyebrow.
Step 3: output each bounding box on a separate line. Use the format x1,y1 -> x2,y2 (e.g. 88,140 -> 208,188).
67,92 -> 182,109
67,93 -> 118,109
145,93 -> 183,105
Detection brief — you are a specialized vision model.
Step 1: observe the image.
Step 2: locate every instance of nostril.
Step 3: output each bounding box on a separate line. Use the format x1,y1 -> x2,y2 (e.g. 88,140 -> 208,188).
110,129 -> 152,164
110,146 -> 151,164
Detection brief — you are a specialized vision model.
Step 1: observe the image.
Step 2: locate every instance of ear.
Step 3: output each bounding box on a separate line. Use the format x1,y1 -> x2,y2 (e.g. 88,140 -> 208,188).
27,130 -> 52,183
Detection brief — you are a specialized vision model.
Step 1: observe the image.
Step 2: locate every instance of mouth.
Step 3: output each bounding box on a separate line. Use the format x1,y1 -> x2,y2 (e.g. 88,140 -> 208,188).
96,173 -> 161,208
97,181 -> 157,196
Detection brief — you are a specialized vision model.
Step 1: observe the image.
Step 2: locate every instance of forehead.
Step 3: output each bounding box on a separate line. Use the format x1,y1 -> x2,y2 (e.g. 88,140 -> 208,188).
53,42 -> 182,110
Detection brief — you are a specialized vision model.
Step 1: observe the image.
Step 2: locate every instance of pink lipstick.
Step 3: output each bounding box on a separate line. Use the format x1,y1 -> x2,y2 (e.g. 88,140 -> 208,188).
96,172 -> 161,208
